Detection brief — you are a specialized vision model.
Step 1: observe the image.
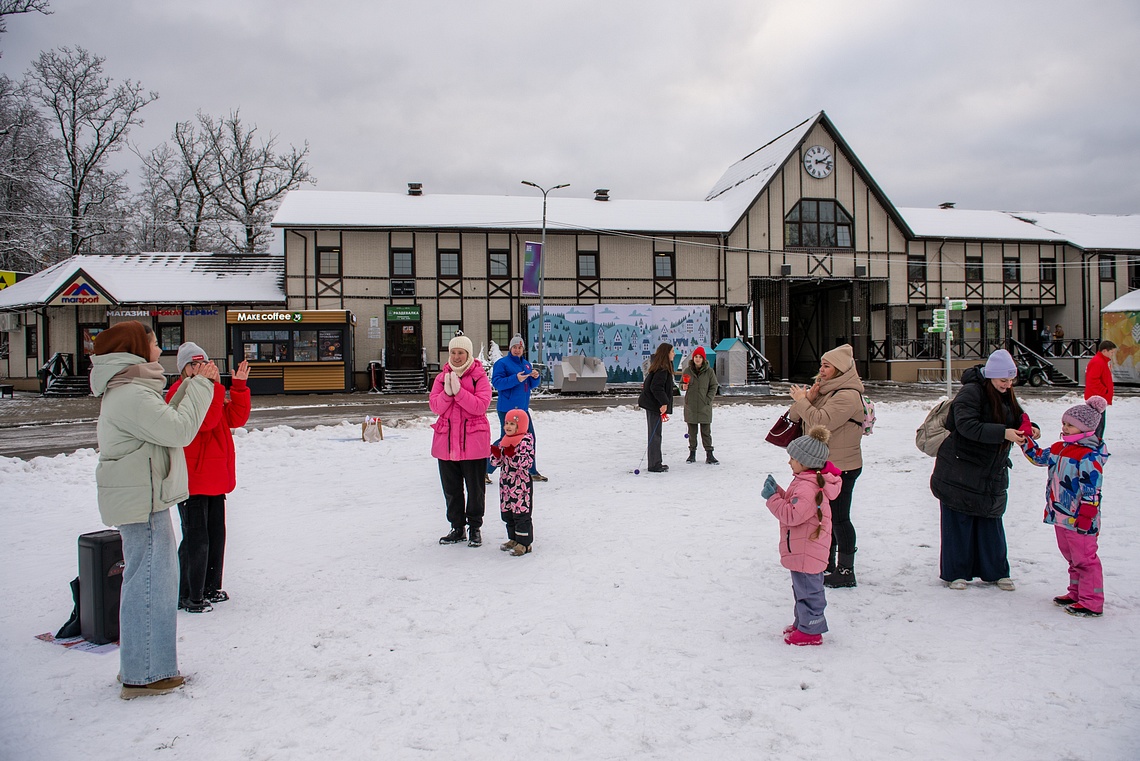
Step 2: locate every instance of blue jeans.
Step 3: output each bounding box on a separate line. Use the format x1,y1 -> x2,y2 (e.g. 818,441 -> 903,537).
487,408 -> 538,475
118,509 -> 180,685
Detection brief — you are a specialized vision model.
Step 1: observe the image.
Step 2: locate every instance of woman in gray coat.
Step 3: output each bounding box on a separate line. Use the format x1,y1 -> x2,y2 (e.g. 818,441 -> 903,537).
682,347 -> 719,464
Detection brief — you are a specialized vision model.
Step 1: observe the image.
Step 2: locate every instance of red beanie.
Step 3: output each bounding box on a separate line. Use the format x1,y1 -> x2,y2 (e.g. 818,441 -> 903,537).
93,321 -> 153,360
692,347 -> 706,360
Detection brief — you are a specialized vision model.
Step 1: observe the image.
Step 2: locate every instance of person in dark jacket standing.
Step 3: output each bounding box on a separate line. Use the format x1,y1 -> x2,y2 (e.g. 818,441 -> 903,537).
1083,340 -> 1116,438
930,349 -> 1038,591
638,343 -> 675,473
490,335 -> 546,480
166,343 -> 251,613
682,346 -> 719,464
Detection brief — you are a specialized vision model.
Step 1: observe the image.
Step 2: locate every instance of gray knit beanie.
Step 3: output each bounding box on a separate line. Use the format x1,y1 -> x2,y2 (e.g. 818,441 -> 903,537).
176,341 -> 209,373
787,425 -> 831,470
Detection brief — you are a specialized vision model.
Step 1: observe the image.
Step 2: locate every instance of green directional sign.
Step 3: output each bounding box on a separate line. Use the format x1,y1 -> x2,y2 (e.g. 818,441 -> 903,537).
927,308 -> 948,333
947,299 -> 968,311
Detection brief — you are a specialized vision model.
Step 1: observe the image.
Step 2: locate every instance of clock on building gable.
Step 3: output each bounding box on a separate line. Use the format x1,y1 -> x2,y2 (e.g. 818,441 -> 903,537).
803,145 -> 833,179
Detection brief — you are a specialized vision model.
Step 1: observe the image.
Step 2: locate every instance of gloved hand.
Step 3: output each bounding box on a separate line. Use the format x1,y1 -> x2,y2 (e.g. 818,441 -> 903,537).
1018,413 -> 1035,440
1075,502 -> 1098,532
443,371 -> 460,396
490,445 -> 502,459
761,474 -> 778,499
502,445 -> 517,458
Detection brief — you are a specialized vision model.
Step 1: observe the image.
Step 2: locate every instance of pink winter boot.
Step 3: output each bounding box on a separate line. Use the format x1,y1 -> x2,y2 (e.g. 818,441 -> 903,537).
784,628 -> 823,646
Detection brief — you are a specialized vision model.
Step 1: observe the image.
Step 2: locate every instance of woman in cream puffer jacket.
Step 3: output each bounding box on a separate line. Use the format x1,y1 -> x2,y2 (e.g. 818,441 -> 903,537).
90,321 -> 214,697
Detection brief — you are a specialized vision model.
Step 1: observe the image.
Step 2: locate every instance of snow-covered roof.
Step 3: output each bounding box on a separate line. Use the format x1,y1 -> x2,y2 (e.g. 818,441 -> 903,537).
899,207 -> 1140,249
272,190 -> 733,234
1103,289 -> 1140,313
1004,211 -> 1140,251
272,109 -> 1138,253
0,253 -> 285,309
704,113 -> 818,216
898,207 -> 1067,242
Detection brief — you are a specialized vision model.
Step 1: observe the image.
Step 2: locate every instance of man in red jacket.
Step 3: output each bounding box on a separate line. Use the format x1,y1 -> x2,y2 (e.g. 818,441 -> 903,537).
1084,340 -> 1116,438
167,343 -> 251,613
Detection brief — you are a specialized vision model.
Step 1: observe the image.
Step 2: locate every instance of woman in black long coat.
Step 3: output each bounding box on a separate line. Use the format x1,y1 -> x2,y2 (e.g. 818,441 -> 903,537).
930,349 -> 1037,590
638,343 -> 675,473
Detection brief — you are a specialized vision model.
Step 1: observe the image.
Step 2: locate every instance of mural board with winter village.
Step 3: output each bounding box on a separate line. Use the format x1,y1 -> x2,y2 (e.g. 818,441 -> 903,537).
525,305 -> 711,382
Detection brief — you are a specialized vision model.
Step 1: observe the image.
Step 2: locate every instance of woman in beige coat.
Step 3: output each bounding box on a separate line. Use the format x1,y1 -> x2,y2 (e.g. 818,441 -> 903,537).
787,344 -> 865,588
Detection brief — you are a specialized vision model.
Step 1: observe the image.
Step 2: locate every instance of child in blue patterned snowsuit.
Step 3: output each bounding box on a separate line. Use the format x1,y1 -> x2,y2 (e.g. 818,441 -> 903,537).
1020,396 -> 1109,617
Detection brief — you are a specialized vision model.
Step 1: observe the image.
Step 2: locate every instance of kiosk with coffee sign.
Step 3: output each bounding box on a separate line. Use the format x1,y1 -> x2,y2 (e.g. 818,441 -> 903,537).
226,309 -> 355,394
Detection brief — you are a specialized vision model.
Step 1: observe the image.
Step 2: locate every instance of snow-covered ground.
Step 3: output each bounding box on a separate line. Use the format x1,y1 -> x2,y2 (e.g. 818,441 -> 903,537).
1,395 -> 1137,760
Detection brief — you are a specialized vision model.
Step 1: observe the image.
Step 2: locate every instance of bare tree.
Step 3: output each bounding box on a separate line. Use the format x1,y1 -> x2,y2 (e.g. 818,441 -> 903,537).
135,118 -> 224,252
0,1 -> 51,47
205,110 -> 314,254
0,74 -> 54,270
25,46 -> 157,257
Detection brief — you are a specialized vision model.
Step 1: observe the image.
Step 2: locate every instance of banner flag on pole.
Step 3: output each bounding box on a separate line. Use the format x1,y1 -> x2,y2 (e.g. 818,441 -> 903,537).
522,241 -> 542,296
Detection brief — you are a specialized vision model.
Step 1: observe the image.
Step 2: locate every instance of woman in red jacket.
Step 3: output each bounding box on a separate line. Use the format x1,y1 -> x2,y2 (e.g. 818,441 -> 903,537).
166,343 -> 251,613
1084,340 -> 1116,438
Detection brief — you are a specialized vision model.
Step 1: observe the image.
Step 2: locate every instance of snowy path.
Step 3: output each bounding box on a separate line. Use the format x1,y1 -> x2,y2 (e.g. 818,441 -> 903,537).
1,398 -> 1137,759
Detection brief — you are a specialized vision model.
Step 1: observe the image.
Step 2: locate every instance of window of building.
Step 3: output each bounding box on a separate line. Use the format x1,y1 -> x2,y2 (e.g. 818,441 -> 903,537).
1039,258 -> 1056,283
784,199 -> 854,248
391,249 -> 414,277
317,248 -> 341,276
578,252 -> 598,278
0,331 -> 8,360
439,322 -> 461,351
654,252 -> 674,279
25,325 -> 37,358
489,249 -> 509,277
1099,255 -> 1116,282
158,324 -> 183,353
490,321 -> 511,350
1003,258 -> 1020,282
907,254 -> 927,282
439,250 -> 460,278
965,256 -> 983,282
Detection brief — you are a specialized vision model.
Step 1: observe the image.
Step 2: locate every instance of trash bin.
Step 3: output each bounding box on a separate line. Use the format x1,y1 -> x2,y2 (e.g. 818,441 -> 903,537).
78,529 -> 124,645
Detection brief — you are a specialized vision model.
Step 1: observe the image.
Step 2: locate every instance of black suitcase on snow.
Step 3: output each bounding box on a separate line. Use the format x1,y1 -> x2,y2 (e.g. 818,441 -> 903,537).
78,529 -> 124,644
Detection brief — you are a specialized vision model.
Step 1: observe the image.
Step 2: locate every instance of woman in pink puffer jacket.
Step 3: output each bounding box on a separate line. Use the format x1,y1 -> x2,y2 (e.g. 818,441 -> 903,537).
430,333 -> 492,547
763,425 -> 841,646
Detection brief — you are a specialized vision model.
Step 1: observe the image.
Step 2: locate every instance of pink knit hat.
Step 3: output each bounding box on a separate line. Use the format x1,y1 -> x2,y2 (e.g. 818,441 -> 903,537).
1062,396 -> 1107,433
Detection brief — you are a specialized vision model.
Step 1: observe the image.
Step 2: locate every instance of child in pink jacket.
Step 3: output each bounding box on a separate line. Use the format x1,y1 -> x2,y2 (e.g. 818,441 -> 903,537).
762,425 -> 842,646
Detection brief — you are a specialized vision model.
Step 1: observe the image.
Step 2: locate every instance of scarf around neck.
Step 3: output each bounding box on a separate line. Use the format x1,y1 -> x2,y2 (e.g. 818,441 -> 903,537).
448,355 -> 475,379
105,361 -> 167,391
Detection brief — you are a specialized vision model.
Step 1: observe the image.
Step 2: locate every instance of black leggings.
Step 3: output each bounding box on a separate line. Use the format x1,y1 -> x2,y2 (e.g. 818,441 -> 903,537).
830,467 -> 862,560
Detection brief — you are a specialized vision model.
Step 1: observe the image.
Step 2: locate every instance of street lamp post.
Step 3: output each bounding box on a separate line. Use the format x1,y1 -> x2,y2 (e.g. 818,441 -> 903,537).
521,180 -> 569,369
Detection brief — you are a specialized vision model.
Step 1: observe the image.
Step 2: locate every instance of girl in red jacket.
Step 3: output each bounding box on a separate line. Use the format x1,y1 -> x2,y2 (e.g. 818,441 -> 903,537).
762,425 -> 842,646
166,343 -> 251,613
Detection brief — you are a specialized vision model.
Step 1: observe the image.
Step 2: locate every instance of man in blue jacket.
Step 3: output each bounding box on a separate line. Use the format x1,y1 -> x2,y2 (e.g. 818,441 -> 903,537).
490,335 -> 547,481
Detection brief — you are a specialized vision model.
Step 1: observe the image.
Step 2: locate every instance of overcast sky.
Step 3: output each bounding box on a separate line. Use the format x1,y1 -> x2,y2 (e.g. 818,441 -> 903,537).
3,0 -> 1139,215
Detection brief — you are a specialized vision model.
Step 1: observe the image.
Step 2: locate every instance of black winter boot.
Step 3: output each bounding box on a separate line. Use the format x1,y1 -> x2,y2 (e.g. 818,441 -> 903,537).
468,527 -> 482,547
439,527 -> 466,544
705,450 -> 719,465
686,450 -> 697,463
824,552 -> 857,588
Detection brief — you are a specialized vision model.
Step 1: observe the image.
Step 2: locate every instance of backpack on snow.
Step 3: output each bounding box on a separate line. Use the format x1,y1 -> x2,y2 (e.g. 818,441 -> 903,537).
915,399 -> 952,457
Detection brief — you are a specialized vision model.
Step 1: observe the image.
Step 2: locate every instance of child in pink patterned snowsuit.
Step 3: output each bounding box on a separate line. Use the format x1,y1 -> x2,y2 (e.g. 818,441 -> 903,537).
490,409 -> 535,556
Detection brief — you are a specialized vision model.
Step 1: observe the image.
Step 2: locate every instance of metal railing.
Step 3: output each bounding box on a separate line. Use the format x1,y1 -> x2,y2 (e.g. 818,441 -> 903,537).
38,352 -> 74,393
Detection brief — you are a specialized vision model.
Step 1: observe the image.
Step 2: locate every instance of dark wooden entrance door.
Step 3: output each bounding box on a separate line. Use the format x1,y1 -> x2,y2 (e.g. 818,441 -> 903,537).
386,320 -> 422,370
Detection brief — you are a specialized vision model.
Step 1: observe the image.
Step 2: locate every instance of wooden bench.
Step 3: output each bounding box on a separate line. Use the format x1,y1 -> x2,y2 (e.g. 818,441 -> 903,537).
0,384 -> 14,398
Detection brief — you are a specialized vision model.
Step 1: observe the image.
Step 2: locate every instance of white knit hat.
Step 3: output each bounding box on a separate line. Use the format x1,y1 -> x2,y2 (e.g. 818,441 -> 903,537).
448,332 -> 473,357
